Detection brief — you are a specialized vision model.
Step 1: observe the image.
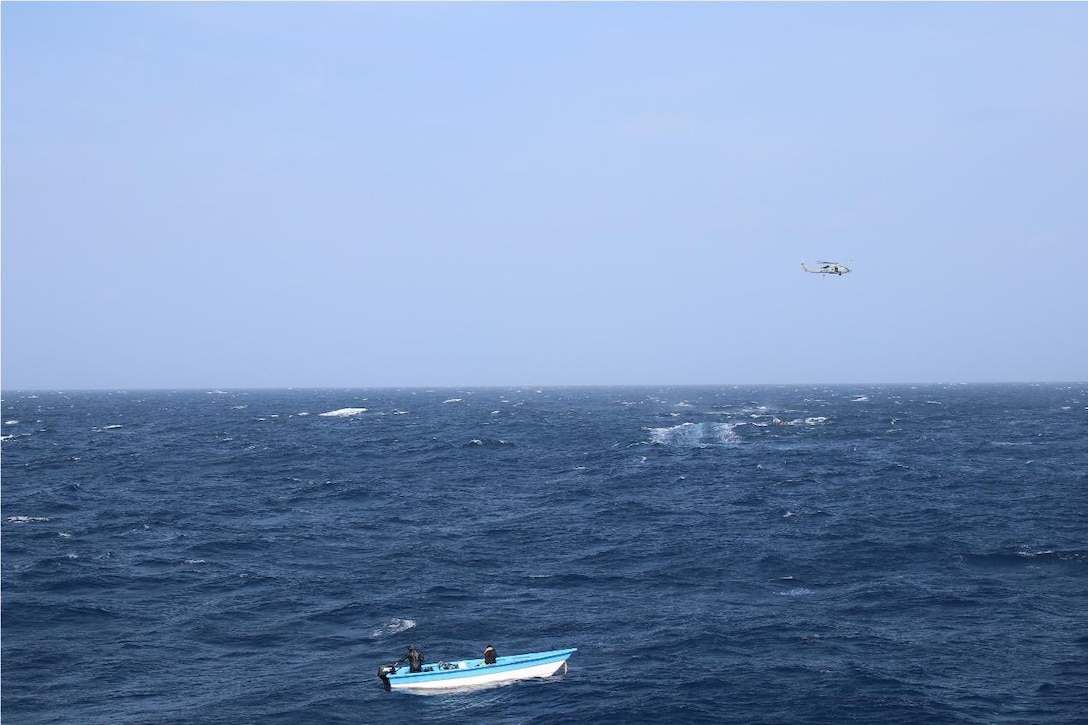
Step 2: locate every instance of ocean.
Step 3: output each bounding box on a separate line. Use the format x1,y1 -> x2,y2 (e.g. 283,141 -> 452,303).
2,384 -> 1086,724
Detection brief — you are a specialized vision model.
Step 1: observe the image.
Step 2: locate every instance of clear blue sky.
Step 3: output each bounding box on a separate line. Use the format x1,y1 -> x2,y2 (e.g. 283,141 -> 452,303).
3,2 -> 1086,389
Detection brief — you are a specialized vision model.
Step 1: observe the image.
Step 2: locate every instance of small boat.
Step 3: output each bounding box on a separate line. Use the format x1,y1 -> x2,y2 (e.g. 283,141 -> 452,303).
377,647 -> 577,691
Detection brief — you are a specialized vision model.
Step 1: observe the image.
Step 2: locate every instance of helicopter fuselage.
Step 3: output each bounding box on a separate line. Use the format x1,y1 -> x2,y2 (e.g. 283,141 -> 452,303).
801,261 -> 850,275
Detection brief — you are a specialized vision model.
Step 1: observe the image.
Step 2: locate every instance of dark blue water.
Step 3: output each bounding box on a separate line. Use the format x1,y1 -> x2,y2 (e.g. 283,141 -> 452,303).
3,385 -> 1087,724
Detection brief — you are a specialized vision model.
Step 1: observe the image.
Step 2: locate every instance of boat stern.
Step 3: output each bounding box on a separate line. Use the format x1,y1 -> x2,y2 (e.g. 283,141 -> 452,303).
377,663 -> 397,690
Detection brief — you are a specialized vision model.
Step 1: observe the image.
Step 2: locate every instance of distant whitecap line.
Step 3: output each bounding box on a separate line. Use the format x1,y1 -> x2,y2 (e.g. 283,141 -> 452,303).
6,516 -> 53,523
318,407 -> 368,417
466,438 -> 514,447
1016,549 -> 1085,561
769,416 -> 829,426
725,405 -> 768,417
443,398 -> 464,404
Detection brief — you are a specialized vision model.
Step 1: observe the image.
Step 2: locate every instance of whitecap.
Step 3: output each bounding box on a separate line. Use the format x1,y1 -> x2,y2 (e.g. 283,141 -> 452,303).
777,587 -> 814,596
443,398 -> 464,404
318,407 -> 368,417
372,617 -> 416,637
6,515 -> 53,523
648,421 -> 740,446
4,420 -> 18,425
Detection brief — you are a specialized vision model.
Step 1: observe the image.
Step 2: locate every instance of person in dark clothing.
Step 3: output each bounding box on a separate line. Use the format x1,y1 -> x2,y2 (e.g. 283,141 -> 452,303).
483,645 -> 498,665
396,644 -> 425,673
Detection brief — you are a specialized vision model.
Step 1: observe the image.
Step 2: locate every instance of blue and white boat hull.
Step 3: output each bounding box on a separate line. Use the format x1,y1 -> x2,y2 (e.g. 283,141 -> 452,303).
378,648 -> 577,691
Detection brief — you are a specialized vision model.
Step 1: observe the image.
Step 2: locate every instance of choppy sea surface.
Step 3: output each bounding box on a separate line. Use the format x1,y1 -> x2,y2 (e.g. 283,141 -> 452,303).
3,385 -> 1087,724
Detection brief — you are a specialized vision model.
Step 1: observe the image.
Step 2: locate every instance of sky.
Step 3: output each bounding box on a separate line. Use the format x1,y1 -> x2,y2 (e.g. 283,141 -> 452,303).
2,2 -> 1086,390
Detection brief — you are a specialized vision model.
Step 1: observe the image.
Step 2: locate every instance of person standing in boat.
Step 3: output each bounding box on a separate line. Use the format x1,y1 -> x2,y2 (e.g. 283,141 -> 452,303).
397,644 -> 425,673
483,644 -> 498,665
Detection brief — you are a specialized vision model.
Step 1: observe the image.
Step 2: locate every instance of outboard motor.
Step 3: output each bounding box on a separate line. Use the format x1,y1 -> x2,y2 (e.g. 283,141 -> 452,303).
377,664 -> 397,690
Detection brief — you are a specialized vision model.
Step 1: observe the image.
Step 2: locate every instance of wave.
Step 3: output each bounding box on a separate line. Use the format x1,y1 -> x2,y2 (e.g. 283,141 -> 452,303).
370,617 -> 417,638
776,587 -> 815,596
648,421 -> 740,446
318,408 -> 368,417
962,548 -> 1087,568
465,438 -> 515,447
769,416 -> 829,426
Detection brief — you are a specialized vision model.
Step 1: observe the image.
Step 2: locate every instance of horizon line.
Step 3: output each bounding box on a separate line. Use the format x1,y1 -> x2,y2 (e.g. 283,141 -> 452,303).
3,380 -> 1085,394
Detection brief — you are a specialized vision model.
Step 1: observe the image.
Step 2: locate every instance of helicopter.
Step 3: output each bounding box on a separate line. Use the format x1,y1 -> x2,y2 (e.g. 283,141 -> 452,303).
801,260 -> 851,276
